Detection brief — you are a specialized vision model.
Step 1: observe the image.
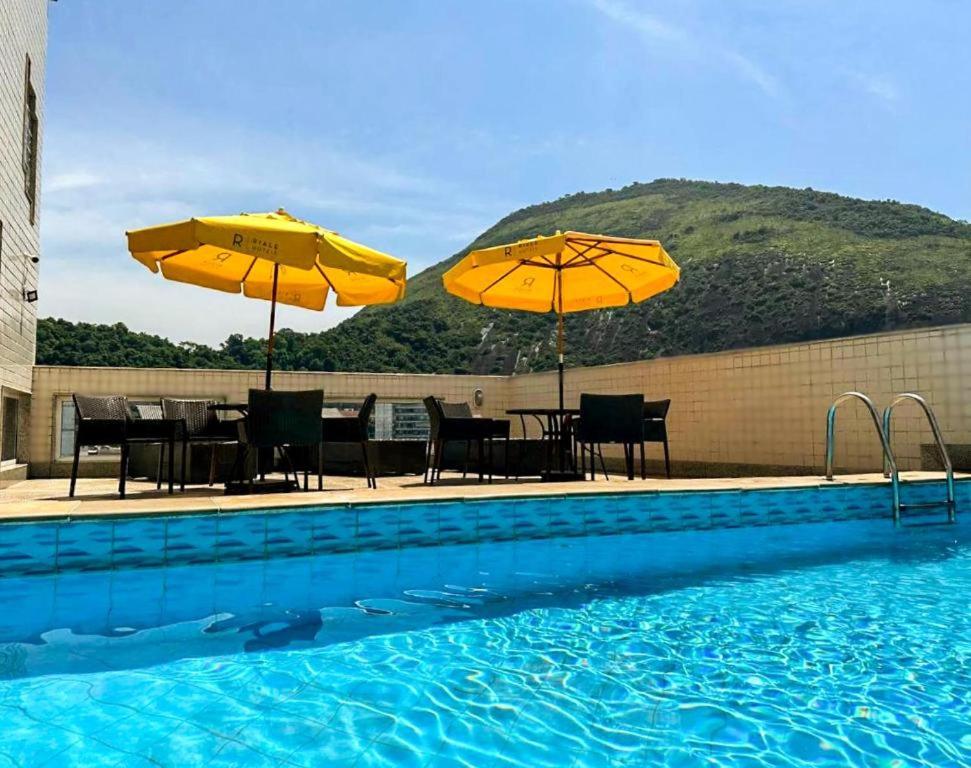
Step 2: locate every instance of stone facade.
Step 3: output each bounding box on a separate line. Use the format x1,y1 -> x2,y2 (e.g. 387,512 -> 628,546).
0,0 -> 47,475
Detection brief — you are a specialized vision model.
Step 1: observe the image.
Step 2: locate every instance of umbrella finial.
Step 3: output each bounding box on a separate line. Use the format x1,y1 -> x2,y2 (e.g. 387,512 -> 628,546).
274,208 -> 303,224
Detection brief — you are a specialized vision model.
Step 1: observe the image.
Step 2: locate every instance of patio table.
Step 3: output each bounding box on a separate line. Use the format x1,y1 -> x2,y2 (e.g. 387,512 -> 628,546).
130,417 -> 181,494
215,404 -> 366,492
208,402 -> 248,415
208,403 -> 345,417
506,407 -> 581,481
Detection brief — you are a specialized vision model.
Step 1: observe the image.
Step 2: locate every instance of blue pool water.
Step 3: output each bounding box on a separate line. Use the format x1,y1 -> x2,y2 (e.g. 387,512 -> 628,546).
0,516 -> 968,767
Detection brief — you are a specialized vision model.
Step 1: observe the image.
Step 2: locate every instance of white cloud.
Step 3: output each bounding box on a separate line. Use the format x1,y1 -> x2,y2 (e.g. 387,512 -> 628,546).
848,71 -> 900,105
38,122 -> 504,343
45,171 -> 103,193
589,0 -> 687,45
722,50 -> 781,100
587,0 -> 782,99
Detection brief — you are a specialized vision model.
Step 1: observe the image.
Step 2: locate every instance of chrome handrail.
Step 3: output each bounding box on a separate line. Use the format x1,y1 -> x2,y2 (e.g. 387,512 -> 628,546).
883,393 -> 956,523
825,391 -> 900,522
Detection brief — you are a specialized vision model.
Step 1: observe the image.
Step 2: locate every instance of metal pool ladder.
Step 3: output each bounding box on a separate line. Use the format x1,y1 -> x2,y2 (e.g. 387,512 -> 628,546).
882,393 -> 956,525
825,391 -> 956,526
826,392 -> 900,522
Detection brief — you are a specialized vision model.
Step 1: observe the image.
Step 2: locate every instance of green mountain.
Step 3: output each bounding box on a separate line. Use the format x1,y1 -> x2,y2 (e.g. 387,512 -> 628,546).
38,179 -> 971,373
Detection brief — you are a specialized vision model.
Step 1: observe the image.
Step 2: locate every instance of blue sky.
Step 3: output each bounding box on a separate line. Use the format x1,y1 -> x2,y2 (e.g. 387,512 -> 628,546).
40,0 -> 971,343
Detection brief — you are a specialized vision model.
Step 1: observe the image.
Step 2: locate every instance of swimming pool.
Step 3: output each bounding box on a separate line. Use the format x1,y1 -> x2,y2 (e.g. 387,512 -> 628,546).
0,502 -> 968,767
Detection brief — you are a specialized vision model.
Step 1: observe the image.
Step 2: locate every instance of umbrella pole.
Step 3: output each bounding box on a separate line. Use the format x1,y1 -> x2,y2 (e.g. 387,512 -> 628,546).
557,312 -> 565,413
556,267 -> 565,413
555,267 -> 571,476
264,263 -> 280,390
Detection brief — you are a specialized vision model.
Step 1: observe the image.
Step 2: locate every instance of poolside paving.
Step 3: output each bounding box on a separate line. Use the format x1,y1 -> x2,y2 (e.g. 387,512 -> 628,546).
0,470 -> 963,522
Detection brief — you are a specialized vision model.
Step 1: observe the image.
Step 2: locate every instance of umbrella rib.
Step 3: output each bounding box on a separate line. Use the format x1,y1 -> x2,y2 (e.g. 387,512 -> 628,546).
570,249 -> 668,269
577,253 -> 634,301
602,250 -> 669,268
568,239 -> 668,268
315,264 -> 337,291
239,257 -> 259,284
239,256 -> 256,291
565,240 -> 601,253
562,241 -> 600,267
158,249 -> 189,262
479,261 -> 527,300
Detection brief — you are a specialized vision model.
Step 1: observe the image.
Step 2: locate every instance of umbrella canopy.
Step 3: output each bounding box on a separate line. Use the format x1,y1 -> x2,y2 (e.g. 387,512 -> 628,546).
443,230 -> 680,411
128,209 -> 407,387
443,231 -> 678,313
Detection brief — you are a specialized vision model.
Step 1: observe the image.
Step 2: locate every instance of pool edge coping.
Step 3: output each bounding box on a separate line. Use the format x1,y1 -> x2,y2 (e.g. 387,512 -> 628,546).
1,474 -> 967,526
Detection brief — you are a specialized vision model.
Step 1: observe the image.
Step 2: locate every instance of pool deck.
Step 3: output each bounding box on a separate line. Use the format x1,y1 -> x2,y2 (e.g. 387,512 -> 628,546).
0,471 -> 964,522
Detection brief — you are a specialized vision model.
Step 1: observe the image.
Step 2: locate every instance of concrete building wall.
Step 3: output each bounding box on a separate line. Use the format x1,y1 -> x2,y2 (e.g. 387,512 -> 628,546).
0,0 -> 47,478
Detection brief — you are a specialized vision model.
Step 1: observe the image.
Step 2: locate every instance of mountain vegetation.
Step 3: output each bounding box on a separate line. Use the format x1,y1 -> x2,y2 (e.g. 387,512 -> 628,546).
37,179 -> 971,374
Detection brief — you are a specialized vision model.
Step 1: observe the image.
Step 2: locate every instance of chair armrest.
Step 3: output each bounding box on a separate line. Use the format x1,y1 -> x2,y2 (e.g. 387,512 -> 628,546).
126,418 -> 179,440
321,416 -> 363,443
439,417 -> 495,439
76,419 -> 128,444
78,418 -> 125,429
485,418 -> 511,437
197,419 -> 241,441
445,417 -> 485,428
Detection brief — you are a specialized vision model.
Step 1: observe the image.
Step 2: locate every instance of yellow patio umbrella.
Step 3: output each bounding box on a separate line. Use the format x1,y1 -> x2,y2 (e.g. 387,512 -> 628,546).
443,230 -> 680,412
127,209 -> 407,388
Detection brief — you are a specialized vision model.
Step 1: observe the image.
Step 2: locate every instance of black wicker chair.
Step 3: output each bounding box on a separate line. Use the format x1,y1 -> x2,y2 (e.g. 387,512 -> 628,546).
575,394 -> 645,481
161,398 -> 240,490
70,395 -> 178,499
423,397 -> 503,485
441,401 -> 511,480
320,393 -> 378,489
131,402 -> 169,490
233,389 -> 323,491
643,399 -> 672,478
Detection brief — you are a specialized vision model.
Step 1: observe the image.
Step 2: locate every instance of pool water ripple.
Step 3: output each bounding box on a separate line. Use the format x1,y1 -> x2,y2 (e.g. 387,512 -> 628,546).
0,518 -> 968,766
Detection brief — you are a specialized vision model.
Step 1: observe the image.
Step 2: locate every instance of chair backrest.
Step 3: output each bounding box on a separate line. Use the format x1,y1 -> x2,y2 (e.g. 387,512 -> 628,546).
132,402 -> 162,420
440,401 -> 473,418
578,393 -> 645,444
643,399 -> 671,420
423,396 -> 445,440
73,394 -> 129,422
246,389 -> 323,448
162,398 -> 218,436
357,393 -> 378,428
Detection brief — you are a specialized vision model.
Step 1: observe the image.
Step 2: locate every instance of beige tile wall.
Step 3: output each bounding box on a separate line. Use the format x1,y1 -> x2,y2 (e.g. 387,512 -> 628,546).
508,324 -> 971,474
28,323 -> 971,477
